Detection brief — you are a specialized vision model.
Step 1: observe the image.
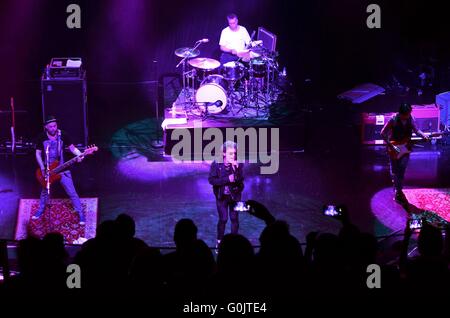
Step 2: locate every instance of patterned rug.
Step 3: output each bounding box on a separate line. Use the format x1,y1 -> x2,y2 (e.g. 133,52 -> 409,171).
404,188 -> 450,226
15,198 -> 98,244
371,187 -> 450,233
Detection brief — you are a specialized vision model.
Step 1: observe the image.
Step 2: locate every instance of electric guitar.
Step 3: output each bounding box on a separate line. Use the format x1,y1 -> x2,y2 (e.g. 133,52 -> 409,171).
36,145 -> 98,188
388,132 -> 446,160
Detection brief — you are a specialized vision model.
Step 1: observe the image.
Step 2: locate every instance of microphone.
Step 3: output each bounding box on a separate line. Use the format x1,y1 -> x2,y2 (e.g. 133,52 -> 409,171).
57,129 -> 61,136
198,38 -> 209,43
206,100 -> 223,106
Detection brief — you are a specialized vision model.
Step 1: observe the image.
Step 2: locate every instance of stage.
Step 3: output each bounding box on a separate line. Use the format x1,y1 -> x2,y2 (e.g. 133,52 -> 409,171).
1,111 -> 449,248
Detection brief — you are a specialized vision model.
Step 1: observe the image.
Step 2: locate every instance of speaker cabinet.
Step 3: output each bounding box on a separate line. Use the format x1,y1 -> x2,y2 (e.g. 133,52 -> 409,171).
41,74 -> 88,146
361,112 -> 396,144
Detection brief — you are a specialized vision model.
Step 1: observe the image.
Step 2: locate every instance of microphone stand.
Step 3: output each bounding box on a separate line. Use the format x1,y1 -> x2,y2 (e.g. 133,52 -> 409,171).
45,144 -> 50,195
10,97 -> 15,154
151,59 -> 164,148
44,143 -> 54,227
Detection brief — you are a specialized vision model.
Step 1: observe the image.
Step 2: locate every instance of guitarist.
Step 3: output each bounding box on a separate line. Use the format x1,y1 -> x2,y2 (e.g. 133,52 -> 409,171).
380,103 -> 430,204
208,141 -> 244,247
32,115 -> 85,224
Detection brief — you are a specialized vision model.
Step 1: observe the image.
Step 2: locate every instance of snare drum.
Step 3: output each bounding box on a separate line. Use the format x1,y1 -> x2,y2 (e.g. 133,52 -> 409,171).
195,68 -> 219,83
250,58 -> 267,78
195,75 -> 228,114
222,61 -> 245,80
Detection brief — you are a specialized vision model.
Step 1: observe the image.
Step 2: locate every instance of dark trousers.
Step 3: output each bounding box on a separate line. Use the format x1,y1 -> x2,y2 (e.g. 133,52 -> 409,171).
390,154 -> 410,192
216,195 -> 239,240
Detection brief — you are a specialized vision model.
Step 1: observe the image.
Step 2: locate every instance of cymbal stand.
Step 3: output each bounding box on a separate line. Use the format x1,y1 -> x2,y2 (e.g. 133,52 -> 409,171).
227,79 -> 238,116
176,41 -> 202,100
265,58 -> 277,103
247,68 -> 267,117
185,68 -> 196,102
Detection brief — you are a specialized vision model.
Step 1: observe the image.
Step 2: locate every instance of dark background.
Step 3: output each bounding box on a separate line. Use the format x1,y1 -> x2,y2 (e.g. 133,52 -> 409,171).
1,0 -> 449,143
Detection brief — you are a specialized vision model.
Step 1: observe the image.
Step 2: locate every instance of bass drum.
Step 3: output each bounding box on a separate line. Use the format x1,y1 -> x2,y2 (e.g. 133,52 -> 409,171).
195,75 -> 228,114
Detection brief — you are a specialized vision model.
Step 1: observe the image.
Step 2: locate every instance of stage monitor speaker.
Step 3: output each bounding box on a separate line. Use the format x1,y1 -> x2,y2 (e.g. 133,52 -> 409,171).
41,74 -> 88,146
361,112 -> 396,144
338,83 -> 385,104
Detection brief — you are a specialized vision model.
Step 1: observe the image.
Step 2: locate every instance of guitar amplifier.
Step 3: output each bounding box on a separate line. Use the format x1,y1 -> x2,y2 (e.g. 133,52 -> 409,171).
411,104 -> 440,133
361,112 -> 395,144
49,57 -> 83,79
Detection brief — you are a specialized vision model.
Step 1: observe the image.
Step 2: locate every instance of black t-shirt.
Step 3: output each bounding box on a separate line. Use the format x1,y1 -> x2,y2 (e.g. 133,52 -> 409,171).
388,114 -> 418,142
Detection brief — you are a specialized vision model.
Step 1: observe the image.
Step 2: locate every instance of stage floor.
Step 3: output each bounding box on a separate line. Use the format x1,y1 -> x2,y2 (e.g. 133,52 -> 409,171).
2,90 -> 449,248
1,134 -> 449,248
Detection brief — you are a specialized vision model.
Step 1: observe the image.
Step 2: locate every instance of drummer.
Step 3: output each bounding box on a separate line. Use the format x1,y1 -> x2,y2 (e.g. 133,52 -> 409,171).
219,13 -> 251,65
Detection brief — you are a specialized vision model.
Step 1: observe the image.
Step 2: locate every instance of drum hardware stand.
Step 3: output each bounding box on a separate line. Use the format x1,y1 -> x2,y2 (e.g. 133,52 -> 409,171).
247,76 -> 267,117
226,80 -> 240,116
176,41 -> 203,100
176,55 -> 190,100
266,61 -> 275,102
235,80 -> 251,116
184,69 -> 197,102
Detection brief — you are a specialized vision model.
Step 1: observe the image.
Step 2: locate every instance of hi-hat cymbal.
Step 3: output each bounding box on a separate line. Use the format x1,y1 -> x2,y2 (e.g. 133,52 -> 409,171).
175,47 -> 200,58
188,57 -> 221,70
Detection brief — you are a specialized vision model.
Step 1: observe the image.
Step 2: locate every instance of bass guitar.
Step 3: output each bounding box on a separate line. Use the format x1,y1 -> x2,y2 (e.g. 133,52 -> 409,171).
36,145 -> 98,187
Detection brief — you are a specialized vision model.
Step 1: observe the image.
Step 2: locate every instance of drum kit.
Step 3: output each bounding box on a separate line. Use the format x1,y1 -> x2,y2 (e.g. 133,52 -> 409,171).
174,40 -> 283,118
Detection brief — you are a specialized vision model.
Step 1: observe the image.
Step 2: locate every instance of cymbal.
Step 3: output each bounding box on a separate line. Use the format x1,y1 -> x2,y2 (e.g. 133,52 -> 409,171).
188,57 -> 221,70
175,47 -> 200,58
238,50 -> 261,62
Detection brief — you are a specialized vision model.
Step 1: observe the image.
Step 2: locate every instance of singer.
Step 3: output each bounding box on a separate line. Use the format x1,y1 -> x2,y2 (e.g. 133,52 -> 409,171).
219,13 -> 251,65
32,115 -> 86,224
208,141 -> 245,247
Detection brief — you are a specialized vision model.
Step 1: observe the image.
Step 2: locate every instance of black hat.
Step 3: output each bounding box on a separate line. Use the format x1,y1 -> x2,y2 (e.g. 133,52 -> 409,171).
44,115 -> 57,125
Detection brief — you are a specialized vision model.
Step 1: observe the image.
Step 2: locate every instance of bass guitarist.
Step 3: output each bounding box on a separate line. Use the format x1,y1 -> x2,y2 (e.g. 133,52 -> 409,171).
380,103 -> 429,204
32,115 -> 85,224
